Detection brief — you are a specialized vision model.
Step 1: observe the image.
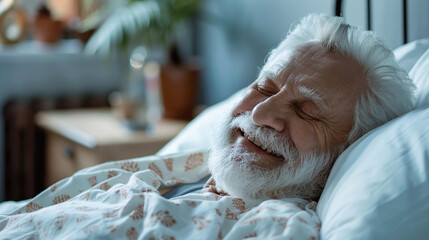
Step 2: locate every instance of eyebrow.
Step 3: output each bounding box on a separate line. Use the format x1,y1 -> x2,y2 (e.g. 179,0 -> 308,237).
297,85 -> 326,109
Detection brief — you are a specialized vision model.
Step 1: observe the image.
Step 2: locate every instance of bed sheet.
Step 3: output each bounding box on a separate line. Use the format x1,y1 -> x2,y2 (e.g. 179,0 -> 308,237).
0,151 -> 319,240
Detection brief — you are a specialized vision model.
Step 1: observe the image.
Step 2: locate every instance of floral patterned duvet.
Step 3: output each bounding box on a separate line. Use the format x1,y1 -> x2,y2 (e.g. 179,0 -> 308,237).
0,151 -> 320,239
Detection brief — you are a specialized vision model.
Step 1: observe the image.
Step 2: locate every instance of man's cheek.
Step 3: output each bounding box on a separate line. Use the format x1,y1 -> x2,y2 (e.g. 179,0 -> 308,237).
290,121 -> 320,152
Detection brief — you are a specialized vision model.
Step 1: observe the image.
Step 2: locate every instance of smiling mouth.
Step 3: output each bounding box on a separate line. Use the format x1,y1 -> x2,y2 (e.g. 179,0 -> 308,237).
239,129 -> 283,158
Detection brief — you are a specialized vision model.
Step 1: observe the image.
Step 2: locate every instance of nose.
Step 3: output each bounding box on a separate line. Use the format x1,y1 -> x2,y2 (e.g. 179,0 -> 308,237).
251,96 -> 286,132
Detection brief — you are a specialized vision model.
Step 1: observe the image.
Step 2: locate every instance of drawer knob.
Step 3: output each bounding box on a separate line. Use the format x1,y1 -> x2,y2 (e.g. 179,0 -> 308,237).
63,144 -> 75,160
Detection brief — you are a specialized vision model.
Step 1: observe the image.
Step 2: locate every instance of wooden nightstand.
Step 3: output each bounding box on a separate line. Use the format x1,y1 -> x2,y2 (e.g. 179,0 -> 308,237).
36,109 -> 188,187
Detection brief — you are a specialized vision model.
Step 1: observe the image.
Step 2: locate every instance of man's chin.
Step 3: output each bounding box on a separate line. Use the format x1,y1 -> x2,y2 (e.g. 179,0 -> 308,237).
208,146 -> 293,199
208,144 -> 335,200
240,156 -> 285,170
209,147 -> 265,198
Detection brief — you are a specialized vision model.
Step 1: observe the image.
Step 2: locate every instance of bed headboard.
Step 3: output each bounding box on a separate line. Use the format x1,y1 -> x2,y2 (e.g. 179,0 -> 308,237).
335,0 -> 409,44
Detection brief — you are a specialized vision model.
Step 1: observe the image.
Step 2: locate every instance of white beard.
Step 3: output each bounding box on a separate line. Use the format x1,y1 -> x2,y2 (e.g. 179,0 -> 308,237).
208,112 -> 344,200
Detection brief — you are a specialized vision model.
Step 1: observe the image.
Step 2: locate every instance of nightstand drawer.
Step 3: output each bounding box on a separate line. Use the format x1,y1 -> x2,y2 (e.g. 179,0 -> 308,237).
37,109 -> 188,187
45,132 -> 101,186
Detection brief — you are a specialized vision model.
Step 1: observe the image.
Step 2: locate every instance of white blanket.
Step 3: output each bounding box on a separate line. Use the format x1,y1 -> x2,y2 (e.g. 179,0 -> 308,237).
0,151 -> 320,239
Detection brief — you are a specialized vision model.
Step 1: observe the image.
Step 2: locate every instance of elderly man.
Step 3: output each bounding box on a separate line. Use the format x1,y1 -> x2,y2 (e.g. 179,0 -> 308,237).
201,14 -> 414,201
0,14 -> 415,239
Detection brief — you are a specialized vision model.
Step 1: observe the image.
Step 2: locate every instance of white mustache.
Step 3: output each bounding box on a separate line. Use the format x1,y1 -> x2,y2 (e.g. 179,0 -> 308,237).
229,112 -> 299,160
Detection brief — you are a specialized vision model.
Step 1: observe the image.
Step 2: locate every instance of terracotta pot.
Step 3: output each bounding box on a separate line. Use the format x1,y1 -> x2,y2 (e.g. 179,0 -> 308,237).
33,15 -> 62,44
160,64 -> 199,120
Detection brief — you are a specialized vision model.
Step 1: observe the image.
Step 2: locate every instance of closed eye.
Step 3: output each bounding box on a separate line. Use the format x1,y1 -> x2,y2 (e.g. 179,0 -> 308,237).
256,85 -> 276,96
293,102 -> 321,121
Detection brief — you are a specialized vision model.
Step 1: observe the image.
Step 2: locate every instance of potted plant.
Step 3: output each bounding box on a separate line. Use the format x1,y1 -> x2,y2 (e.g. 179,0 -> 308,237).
84,0 -> 202,120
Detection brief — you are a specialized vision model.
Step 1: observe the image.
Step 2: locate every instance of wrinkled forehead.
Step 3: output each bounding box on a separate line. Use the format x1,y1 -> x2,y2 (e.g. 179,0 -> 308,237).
260,48 -> 293,79
257,40 -> 367,103
259,41 -> 326,80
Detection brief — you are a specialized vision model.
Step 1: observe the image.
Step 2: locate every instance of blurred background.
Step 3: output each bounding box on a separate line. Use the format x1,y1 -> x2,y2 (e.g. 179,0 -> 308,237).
0,0 -> 428,201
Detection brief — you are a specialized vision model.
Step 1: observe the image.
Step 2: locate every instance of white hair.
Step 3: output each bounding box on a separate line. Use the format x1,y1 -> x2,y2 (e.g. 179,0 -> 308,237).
263,14 -> 415,144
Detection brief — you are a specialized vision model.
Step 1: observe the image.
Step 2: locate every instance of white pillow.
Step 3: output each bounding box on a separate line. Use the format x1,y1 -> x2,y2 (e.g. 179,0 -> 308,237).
393,38 -> 429,73
317,107 -> 429,239
409,48 -> 429,109
157,89 -> 245,155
